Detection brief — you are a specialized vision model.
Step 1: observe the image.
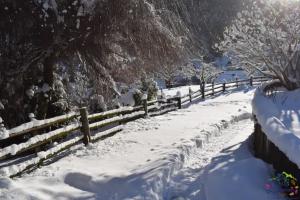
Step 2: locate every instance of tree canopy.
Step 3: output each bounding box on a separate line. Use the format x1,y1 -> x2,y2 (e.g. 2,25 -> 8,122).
218,0 -> 300,90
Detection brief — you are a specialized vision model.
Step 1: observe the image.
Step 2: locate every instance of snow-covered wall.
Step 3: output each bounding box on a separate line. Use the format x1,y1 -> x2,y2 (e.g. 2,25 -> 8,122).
252,87 -> 300,168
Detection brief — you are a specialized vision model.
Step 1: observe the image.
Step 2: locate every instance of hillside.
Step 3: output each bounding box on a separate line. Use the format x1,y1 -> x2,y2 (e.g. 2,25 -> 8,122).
0,0 -> 246,127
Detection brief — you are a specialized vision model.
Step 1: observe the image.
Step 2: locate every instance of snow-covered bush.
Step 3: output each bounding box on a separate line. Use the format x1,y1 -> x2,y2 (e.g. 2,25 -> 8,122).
48,76 -> 69,117
90,94 -> 107,113
128,77 -> 159,106
117,78 -> 159,107
117,87 -> 139,107
178,61 -> 222,87
28,113 -> 36,121
156,65 -> 182,86
0,117 -> 9,140
198,63 -> 222,85
132,89 -> 143,106
218,0 -> 300,90
140,78 -> 159,101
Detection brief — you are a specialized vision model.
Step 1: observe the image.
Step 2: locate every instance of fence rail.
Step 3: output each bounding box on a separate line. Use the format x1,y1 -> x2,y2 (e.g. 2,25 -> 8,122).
0,76 -> 270,178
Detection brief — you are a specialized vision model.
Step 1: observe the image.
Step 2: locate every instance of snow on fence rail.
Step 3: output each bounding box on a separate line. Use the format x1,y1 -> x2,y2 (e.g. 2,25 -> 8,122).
0,100 -> 178,177
0,76 -> 269,178
169,76 -> 269,106
8,112 -> 79,139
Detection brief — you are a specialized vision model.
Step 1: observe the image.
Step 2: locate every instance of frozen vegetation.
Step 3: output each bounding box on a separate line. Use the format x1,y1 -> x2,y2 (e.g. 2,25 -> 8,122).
0,0 -> 243,127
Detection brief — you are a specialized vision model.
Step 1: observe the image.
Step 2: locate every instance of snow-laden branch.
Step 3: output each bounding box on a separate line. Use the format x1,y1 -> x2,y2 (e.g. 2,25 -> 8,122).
218,0 -> 300,90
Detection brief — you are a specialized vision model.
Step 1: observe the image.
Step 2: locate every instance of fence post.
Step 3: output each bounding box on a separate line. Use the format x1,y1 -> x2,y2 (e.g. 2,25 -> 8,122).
80,107 -> 91,146
222,83 -> 226,92
189,87 -> 192,102
143,99 -> 148,117
201,81 -> 205,99
236,78 -> 239,88
212,82 -> 215,96
177,97 -> 182,109
29,113 -> 42,153
142,94 -> 148,117
250,76 -> 253,86
176,91 -> 182,109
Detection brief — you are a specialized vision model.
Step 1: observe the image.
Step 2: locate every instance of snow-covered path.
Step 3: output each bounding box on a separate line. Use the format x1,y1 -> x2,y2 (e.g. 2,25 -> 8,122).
0,88 -> 281,200
164,119 -> 256,199
165,119 -> 285,200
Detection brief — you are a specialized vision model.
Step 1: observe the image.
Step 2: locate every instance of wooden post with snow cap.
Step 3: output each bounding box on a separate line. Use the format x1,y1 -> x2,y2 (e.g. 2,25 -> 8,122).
250,76 -> 253,87
222,83 -> 226,92
29,113 -> 41,153
142,93 -> 148,117
201,81 -> 205,99
212,82 -> 215,96
28,113 -> 38,135
176,91 -> 182,109
236,77 -> 239,88
188,87 -> 192,102
80,107 -> 91,146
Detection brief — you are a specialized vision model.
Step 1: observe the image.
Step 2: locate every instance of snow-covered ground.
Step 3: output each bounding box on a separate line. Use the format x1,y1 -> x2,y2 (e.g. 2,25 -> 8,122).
165,119 -> 284,200
162,85 -> 202,98
214,70 -> 248,84
0,87 -> 279,200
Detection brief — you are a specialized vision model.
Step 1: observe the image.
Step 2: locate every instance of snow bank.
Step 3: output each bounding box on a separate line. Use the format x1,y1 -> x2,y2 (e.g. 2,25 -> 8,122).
252,87 -> 300,168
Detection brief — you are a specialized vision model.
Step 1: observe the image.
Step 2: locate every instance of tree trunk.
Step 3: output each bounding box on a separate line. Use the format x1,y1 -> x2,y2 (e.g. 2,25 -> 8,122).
37,54 -> 56,120
43,54 -> 55,87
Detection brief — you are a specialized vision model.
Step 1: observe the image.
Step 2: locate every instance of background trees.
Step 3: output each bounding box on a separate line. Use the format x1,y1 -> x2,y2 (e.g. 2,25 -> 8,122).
0,0 -> 182,126
218,0 -> 300,90
0,0 -> 246,127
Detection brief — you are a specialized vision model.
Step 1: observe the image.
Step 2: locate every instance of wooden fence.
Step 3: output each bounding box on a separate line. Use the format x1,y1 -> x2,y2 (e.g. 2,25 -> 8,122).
0,76 -> 269,178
